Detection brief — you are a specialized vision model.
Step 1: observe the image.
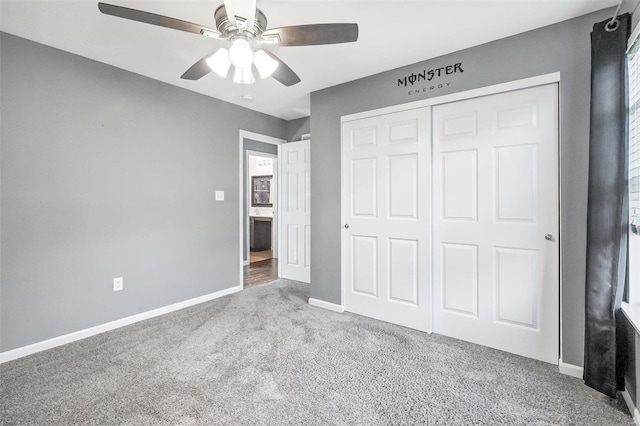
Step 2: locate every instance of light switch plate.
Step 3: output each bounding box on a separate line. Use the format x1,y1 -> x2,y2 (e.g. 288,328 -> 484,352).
215,191 -> 224,201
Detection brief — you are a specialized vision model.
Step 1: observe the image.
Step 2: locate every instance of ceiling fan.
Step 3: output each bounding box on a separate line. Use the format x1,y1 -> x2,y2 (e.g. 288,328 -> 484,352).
97,0 -> 359,86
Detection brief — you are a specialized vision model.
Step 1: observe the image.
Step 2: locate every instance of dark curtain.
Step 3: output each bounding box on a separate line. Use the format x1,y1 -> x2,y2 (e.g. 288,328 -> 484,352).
584,13 -> 631,398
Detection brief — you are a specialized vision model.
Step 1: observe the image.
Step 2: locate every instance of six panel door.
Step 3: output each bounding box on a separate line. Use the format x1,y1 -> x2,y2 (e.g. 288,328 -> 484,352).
431,84 -> 559,363
342,107 -> 432,332
281,140 -> 311,283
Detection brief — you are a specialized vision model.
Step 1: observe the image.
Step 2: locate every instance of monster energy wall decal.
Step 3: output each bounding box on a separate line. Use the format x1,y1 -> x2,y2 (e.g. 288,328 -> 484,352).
397,62 -> 464,96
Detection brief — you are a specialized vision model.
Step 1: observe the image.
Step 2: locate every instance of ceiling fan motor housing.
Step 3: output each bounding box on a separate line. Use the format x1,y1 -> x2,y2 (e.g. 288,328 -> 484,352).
214,5 -> 267,37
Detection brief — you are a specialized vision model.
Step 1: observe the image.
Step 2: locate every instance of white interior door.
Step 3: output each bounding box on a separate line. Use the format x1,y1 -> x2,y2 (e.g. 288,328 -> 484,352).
432,84 -> 559,364
280,140 -> 311,283
342,107 -> 431,332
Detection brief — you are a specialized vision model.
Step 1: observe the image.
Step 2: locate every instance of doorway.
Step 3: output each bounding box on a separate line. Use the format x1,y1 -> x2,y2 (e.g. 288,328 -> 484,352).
239,131 -> 285,288
246,152 -> 278,288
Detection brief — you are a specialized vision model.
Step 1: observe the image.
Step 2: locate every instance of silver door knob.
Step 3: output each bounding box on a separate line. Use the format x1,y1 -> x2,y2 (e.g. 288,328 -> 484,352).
545,234 -> 554,241
344,224 -> 349,229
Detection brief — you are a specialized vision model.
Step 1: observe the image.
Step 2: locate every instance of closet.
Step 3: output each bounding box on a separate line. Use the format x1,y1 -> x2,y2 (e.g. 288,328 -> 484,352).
341,82 -> 559,363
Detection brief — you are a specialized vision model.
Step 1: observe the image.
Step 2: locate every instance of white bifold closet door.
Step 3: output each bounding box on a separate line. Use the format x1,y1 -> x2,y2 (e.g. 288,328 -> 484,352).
342,107 -> 432,332
432,84 -> 559,364
281,140 -> 311,283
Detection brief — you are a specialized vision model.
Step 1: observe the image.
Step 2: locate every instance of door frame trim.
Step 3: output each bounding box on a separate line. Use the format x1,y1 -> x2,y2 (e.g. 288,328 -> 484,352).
238,130 -> 286,287
340,72 -> 562,357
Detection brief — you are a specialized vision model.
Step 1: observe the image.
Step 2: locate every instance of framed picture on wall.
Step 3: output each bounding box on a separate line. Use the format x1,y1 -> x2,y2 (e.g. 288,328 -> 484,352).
251,175 -> 273,207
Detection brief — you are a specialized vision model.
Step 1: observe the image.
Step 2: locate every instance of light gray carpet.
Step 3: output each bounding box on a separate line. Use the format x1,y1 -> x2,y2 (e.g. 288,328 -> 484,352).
0,279 -> 632,425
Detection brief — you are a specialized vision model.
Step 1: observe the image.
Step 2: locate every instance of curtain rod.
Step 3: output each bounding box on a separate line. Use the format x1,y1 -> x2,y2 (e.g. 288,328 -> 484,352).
606,0 -> 624,32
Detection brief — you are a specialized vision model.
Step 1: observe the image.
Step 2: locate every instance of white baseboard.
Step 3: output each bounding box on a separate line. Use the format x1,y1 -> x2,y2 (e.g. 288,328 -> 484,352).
623,388 -> 640,425
558,358 -> 583,378
0,285 -> 243,364
308,297 -> 344,313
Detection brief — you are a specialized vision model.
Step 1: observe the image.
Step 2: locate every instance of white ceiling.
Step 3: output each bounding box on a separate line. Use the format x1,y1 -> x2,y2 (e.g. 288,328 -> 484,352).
1,0 -> 618,120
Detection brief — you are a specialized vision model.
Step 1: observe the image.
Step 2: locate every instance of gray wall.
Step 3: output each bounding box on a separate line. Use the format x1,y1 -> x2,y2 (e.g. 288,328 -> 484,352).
0,33 -> 288,352
242,138 -> 278,262
285,116 -> 310,141
309,8 -> 615,367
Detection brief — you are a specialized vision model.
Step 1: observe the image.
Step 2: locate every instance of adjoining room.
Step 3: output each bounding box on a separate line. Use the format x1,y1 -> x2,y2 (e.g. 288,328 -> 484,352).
245,152 -> 277,287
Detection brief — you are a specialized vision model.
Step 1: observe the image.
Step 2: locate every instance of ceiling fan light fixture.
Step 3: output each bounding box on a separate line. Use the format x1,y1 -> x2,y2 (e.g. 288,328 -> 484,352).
206,48 -> 231,77
97,2 -> 359,87
253,50 -> 279,79
233,66 -> 255,85
228,38 -> 254,68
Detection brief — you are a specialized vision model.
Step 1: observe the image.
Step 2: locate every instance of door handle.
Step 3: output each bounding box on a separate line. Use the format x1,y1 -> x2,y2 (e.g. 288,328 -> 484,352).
344,224 -> 350,229
545,234 -> 554,242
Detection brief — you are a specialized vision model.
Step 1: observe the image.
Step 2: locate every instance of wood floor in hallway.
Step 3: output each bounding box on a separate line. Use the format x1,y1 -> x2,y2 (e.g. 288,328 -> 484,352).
244,258 -> 278,288
250,250 -> 273,263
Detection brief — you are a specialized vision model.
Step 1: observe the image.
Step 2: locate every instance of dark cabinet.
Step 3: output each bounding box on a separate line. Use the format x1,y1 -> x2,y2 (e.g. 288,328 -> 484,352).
250,217 -> 272,251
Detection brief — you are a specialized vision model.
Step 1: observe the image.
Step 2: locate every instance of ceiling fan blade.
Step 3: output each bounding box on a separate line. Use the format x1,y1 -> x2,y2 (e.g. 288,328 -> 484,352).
181,57 -> 212,80
263,51 -> 301,87
98,3 -> 220,37
261,23 -> 358,47
223,0 -> 257,32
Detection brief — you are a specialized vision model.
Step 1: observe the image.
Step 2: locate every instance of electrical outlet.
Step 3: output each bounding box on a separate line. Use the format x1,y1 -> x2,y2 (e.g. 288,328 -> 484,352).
113,277 -> 123,292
